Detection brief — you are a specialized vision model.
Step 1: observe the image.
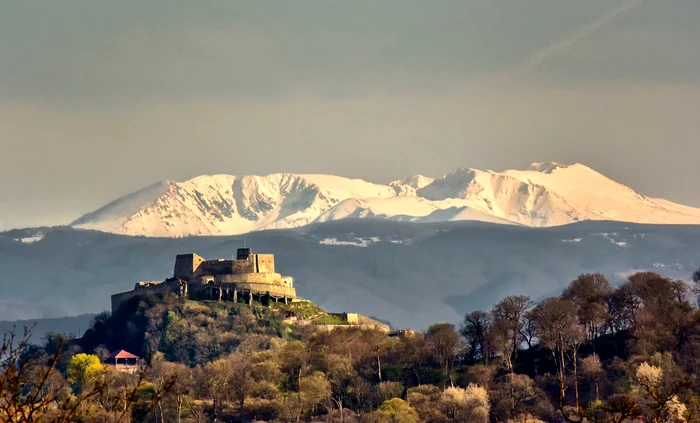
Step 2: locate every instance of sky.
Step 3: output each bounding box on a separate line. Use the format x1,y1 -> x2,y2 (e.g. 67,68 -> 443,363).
1,0 -> 700,230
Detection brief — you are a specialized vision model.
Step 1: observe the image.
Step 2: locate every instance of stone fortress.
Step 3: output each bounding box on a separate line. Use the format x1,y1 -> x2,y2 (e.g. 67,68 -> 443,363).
111,248 -> 297,312
111,248 -> 397,334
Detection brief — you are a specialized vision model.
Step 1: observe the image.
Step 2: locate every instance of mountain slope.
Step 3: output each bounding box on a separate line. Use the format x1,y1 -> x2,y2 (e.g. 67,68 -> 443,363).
73,174 -> 396,237
1,221 -> 699,328
71,163 -> 700,237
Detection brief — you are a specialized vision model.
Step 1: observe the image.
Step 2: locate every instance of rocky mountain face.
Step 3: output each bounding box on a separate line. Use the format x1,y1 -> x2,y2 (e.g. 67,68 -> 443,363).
71,163 -> 700,237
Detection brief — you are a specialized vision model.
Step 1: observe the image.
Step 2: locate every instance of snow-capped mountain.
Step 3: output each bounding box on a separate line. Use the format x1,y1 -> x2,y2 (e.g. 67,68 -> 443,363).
71,162 -> 700,237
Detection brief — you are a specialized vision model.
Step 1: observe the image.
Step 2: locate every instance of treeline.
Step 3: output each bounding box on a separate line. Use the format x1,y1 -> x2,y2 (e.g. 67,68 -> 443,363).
1,270 -> 699,422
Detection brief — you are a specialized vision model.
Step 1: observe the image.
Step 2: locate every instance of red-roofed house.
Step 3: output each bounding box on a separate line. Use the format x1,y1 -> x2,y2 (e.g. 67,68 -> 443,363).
106,350 -> 141,374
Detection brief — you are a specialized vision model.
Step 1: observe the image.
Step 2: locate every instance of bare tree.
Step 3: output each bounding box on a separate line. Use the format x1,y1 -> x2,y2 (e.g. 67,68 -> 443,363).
425,323 -> 463,384
491,295 -> 532,366
460,310 -> 492,365
530,297 -> 578,410
563,273 -> 613,343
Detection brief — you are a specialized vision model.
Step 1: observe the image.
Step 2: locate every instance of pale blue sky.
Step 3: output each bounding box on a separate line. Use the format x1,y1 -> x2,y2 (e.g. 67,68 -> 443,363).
1,0 -> 700,229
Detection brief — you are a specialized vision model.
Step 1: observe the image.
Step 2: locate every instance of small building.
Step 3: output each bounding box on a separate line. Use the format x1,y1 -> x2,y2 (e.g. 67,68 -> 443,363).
106,350 -> 141,374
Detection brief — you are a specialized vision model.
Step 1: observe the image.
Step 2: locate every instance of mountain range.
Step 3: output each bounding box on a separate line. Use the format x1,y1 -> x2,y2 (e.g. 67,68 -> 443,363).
71,162 -> 700,237
3,162 -> 700,333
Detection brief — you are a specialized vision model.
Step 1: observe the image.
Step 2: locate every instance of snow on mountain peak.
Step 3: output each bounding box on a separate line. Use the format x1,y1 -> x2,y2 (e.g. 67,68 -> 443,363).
389,174 -> 435,195
524,161 -> 571,173
71,164 -> 700,237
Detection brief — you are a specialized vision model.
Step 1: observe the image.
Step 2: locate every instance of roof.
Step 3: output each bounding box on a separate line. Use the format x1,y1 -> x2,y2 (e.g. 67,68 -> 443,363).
107,350 -> 140,360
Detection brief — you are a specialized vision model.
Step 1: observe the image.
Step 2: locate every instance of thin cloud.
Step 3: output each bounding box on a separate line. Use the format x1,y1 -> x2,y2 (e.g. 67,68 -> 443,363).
510,0 -> 644,77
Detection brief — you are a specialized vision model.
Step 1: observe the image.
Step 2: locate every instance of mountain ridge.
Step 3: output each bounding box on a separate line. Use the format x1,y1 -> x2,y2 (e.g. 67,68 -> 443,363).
70,162 -> 700,237
1,220 -> 699,327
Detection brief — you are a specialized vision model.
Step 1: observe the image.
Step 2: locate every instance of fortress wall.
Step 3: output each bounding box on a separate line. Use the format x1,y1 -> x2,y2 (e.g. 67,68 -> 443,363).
233,282 -> 296,298
216,272 -> 281,285
315,325 -> 390,333
112,279 -> 184,312
233,258 -> 256,274
111,290 -> 140,313
329,312 -> 359,324
173,253 -> 205,279
255,254 -> 275,273
197,260 -> 233,277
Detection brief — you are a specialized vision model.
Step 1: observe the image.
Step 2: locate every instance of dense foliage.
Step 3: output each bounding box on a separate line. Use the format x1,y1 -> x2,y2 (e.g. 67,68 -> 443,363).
2,270 -> 700,422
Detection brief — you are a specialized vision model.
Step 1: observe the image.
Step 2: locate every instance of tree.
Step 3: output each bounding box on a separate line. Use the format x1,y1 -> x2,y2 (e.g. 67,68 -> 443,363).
299,372 -> 331,419
349,377 -> 372,418
202,358 -> 232,422
491,295 -> 532,366
361,329 -> 391,383
66,353 -> 105,390
367,398 -> 420,423
565,324 -> 587,411
605,282 -> 642,333
280,341 -> 309,392
439,384 -> 490,423
278,393 -> 304,423
460,310 -> 492,365
323,353 -> 356,422
1,327 -> 172,423
490,374 -> 546,422
227,353 -> 255,420
562,273 -> 613,342
635,357 -> 690,423
490,318 -> 515,373
580,354 -> 604,402
395,334 -> 428,386
626,273 -> 694,356
425,323 -> 463,384
530,297 -> 578,409
376,381 -> 404,404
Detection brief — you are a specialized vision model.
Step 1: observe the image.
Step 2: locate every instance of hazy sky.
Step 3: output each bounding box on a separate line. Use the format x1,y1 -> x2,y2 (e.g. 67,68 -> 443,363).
1,0 -> 700,230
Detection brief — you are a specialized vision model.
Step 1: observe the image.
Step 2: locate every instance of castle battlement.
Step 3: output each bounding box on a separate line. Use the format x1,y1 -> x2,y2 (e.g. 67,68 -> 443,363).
111,248 -> 297,312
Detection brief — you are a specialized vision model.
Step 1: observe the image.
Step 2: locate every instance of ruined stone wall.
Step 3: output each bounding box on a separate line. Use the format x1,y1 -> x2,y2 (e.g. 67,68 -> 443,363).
315,324 -> 390,333
111,279 -> 185,313
329,312 -> 359,324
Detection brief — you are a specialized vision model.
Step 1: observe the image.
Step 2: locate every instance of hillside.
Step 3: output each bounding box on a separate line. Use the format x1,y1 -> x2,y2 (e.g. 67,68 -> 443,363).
0,314 -> 95,343
1,220 -> 699,328
70,163 -> 700,237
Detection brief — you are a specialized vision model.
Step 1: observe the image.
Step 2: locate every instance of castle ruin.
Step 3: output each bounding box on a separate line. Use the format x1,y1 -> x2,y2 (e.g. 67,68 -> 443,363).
111,248 -> 297,312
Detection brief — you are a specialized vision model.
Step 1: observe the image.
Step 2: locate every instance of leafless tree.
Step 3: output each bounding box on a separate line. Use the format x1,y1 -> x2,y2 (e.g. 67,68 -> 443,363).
459,310 -> 492,365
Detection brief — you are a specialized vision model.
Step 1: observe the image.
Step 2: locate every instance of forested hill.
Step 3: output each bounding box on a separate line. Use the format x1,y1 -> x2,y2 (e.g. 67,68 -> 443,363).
5,269 -> 699,422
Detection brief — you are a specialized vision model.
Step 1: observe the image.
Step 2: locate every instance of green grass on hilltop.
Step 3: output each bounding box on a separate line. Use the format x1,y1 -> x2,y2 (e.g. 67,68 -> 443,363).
270,299 -> 327,320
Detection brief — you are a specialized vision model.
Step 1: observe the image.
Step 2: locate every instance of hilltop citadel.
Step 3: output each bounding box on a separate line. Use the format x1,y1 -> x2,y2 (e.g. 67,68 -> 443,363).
112,248 -> 297,311
111,248 -> 393,332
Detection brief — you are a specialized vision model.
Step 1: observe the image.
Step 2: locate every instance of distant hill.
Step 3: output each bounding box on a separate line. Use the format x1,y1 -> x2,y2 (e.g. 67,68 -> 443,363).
1,220 -> 698,329
69,162 -> 700,237
0,314 -> 95,344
